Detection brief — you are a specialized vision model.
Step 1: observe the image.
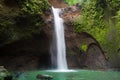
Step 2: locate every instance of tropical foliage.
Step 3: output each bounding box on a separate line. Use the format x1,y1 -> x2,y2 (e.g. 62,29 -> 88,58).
0,0 -> 50,45
72,0 -> 120,59
64,0 -> 83,5
21,0 -> 50,14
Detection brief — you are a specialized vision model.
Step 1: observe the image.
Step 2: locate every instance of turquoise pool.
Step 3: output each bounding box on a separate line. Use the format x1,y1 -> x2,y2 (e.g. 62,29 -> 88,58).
15,69 -> 120,80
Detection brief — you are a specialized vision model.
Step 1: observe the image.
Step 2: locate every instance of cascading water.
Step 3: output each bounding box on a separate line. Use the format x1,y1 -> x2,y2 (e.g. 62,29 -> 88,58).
50,6 -> 68,70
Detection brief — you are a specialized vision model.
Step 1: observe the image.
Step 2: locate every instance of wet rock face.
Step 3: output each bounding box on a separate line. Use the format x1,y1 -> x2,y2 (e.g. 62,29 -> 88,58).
61,5 -> 81,21
42,4 -> 81,24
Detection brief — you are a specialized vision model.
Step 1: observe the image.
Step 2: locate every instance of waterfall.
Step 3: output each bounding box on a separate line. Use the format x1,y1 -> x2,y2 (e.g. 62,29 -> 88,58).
50,6 -> 68,70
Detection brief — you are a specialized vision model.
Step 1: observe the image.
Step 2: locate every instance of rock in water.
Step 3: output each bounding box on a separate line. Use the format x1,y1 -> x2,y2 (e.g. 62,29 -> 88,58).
0,66 -> 10,77
36,74 -> 53,80
0,66 -> 12,80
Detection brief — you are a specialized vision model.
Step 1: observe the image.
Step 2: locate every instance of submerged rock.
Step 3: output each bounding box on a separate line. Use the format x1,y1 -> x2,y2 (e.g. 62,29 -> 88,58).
13,72 -> 28,80
36,74 -> 53,80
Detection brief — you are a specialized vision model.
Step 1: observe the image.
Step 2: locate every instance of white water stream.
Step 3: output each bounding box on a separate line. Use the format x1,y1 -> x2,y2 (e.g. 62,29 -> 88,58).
51,6 -> 68,70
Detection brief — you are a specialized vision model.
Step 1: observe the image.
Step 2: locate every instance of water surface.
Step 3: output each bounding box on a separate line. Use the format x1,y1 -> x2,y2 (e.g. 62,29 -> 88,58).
16,69 -> 120,80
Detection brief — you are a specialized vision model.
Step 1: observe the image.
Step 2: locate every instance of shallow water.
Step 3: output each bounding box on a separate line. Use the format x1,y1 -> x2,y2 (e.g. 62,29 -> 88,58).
15,69 -> 120,80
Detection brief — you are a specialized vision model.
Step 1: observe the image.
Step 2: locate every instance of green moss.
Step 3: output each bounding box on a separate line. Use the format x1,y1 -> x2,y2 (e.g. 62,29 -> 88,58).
64,0 -> 83,5
0,66 -> 10,79
80,44 -> 88,52
73,0 -> 120,58
21,0 -> 50,14
0,0 -> 50,45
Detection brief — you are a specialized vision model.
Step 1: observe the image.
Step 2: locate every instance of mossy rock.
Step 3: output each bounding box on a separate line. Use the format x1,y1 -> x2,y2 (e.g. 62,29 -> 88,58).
0,66 -> 10,80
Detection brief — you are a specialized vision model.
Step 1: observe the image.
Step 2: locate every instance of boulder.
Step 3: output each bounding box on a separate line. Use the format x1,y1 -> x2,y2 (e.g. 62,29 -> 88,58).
36,74 -> 53,80
85,43 -> 107,70
0,66 -> 12,80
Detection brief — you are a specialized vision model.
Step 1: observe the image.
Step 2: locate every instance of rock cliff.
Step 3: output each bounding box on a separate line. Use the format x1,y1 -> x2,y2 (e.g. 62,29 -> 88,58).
0,0 -> 107,71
